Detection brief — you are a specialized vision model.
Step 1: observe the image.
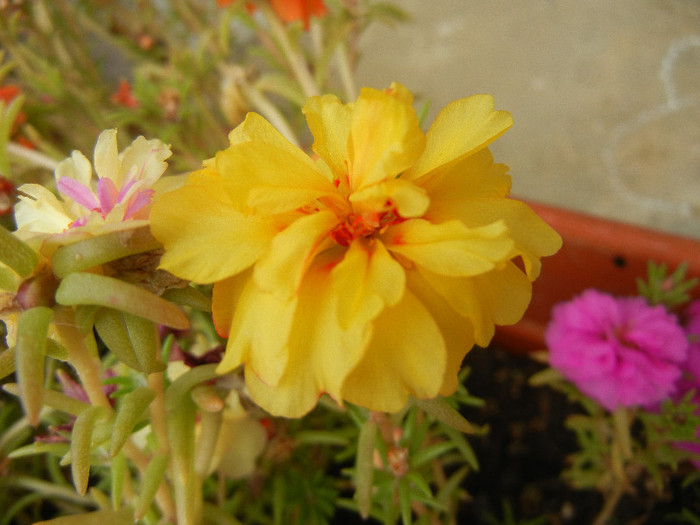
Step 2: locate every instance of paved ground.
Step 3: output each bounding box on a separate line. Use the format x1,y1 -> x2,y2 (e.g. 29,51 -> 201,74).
356,1 -> 700,239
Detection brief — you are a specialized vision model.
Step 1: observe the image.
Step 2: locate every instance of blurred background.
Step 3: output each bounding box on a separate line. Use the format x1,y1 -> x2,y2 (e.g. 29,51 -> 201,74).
356,0 -> 700,239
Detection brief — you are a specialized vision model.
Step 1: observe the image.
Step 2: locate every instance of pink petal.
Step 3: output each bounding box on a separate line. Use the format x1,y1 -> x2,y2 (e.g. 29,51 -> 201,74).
123,188 -> 154,219
57,177 -> 99,210
97,177 -> 119,216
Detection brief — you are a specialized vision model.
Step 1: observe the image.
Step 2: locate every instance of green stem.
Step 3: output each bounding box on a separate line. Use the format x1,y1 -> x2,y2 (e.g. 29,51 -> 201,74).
334,43 -> 357,102
6,141 -> 60,171
261,4 -> 319,98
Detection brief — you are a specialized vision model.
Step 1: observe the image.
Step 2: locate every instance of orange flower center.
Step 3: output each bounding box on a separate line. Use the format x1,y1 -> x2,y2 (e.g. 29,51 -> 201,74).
330,200 -> 406,246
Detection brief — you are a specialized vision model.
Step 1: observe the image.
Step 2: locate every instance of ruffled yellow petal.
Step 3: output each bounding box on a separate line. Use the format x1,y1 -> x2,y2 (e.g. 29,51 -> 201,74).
213,140 -> 339,215
405,269 -> 476,396
349,178 -> 429,219
341,289 -> 446,413
331,239 -> 405,329
217,276 -> 297,386
303,93 -> 352,179
417,261 -> 532,347
150,179 -> 279,283
244,256 -> 370,417
211,273 -> 247,338
417,148 -> 511,201
383,219 -> 514,277
228,111 -> 300,153
405,95 -> 513,180
254,209 -> 338,298
347,87 -> 425,190
385,82 -> 415,107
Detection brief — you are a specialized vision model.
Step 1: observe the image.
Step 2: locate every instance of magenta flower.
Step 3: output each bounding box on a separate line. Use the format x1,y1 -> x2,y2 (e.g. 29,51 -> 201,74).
675,300 -> 700,467
545,289 -> 689,411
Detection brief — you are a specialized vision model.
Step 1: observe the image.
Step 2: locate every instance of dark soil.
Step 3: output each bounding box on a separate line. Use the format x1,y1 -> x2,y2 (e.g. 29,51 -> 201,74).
459,346 -> 700,525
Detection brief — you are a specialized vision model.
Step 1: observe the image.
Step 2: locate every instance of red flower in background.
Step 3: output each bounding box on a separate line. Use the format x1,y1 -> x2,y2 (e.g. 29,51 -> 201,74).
111,79 -> 139,108
271,0 -> 327,28
0,84 -> 32,148
218,0 -> 327,29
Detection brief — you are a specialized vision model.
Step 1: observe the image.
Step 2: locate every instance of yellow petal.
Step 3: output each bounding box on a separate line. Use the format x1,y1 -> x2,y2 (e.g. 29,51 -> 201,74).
55,150 -> 93,189
217,276 -> 297,386
417,261 -> 532,347
341,289 -> 446,413
383,219 -> 514,277
212,272 -> 249,338
417,148 -> 511,202
15,184 -> 73,234
405,95 -> 513,180
253,209 -> 338,298
150,180 -> 279,283
93,129 -> 119,185
244,256 -> 370,417
427,196 -> 562,280
119,136 -> 172,186
331,239 -> 405,329
385,82 -> 415,108
303,93 -> 352,179
347,87 -> 425,190
349,178 -> 429,219
214,140 -> 339,215
405,269 -> 476,396
228,111 -> 298,152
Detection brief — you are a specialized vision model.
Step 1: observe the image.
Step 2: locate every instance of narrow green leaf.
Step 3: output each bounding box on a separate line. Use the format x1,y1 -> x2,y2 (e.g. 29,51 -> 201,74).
33,507 -> 134,525
68,406 -> 109,495
0,226 -> 38,278
134,452 -> 170,519
435,465 -> 470,507
355,418 -> 377,519
398,476 -> 413,525
111,450 -> 126,510
110,387 -> 156,456
15,306 -> 53,425
52,227 -> 162,278
55,273 -> 189,329
410,441 -> 456,469
413,397 -> 475,434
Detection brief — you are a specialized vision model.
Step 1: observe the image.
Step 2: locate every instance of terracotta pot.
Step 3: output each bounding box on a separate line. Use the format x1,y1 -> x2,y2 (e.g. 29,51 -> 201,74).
494,201 -> 700,352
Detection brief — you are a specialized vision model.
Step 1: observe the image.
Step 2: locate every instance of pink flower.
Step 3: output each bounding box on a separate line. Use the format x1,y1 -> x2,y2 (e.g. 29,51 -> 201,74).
545,289 -> 689,411
674,300 -> 700,467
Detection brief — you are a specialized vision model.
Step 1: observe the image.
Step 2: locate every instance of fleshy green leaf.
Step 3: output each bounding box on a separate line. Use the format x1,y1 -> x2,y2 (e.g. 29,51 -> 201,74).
1,339 -> 68,380
94,308 -> 165,373
67,406 -> 110,495
161,285 -> 212,311
15,306 -> 53,425
51,227 -> 162,278
134,452 -> 170,519
3,383 -> 90,416
110,386 -> 156,456
56,273 -> 189,329
0,225 -> 38,278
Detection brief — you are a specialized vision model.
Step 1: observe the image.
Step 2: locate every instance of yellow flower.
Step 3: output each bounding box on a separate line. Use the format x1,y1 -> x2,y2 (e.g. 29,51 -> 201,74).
151,83 -> 562,417
14,129 -> 171,246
